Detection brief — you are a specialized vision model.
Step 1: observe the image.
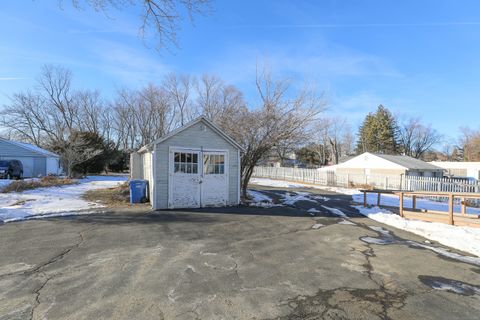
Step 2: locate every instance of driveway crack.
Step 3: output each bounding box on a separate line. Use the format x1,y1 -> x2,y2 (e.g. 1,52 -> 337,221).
24,226 -> 93,320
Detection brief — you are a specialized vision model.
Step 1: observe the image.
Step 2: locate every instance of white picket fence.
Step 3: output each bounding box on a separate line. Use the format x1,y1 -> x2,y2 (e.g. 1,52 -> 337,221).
252,166 -> 480,194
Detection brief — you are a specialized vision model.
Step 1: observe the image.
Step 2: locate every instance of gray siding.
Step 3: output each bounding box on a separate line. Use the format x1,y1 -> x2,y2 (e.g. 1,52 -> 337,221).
0,140 -> 45,157
154,121 -> 240,209
130,152 -> 143,180
33,157 -> 46,177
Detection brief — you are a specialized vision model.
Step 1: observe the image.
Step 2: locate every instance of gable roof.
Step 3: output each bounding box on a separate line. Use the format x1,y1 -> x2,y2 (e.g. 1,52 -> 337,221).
0,138 -> 59,158
137,116 -> 244,153
372,153 -> 442,170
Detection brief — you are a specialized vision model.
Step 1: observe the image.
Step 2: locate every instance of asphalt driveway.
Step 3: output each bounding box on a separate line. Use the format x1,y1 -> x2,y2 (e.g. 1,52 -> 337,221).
1,186 -> 480,320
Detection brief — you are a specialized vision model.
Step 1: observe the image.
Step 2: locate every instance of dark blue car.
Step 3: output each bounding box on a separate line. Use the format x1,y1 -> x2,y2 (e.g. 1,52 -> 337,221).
0,160 -> 23,179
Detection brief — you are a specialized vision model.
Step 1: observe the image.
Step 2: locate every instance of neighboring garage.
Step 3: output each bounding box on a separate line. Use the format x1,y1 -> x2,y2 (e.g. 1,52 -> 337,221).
130,116 -> 243,209
334,152 -> 444,177
0,138 -> 61,178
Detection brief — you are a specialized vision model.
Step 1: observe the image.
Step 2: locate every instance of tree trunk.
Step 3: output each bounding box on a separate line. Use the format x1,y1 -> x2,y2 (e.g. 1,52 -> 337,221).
241,166 -> 254,199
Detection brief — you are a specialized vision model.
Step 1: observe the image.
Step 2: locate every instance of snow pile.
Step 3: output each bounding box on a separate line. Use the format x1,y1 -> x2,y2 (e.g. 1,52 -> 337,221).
355,205 -> 480,257
0,175 -> 127,223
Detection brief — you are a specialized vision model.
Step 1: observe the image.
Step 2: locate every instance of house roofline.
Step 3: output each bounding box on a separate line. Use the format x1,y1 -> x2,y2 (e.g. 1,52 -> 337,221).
135,116 -> 245,153
0,137 -> 59,158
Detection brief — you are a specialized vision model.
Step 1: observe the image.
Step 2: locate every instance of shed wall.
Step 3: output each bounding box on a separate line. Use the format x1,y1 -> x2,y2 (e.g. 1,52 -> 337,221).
130,152 -> 142,180
154,121 -> 240,209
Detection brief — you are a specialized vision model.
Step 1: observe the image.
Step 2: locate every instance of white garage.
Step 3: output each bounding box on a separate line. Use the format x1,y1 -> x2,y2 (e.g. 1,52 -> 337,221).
130,116 -> 243,209
0,138 -> 61,178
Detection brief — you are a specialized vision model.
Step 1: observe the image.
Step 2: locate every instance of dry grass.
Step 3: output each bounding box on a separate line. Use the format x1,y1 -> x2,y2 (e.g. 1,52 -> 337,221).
348,181 -> 374,190
83,182 -> 136,207
1,176 -> 77,193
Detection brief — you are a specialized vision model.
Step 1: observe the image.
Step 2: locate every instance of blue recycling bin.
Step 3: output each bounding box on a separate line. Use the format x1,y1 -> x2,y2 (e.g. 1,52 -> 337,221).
129,179 -> 149,204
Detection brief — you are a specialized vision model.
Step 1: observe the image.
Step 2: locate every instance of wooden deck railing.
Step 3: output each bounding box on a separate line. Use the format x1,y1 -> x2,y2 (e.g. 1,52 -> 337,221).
361,189 -> 480,228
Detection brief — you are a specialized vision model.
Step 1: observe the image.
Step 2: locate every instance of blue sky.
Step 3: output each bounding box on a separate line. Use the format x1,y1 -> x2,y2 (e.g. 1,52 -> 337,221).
1,0 -> 480,140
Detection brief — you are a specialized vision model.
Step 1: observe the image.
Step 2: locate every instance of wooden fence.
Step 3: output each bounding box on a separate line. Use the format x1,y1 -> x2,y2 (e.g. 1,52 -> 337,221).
252,166 -> 480,194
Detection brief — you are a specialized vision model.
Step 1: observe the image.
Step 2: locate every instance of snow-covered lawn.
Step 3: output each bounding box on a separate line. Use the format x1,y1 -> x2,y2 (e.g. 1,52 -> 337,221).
0,179 -> 13,190
249,177 -> 480,257
0,176 -> 127,223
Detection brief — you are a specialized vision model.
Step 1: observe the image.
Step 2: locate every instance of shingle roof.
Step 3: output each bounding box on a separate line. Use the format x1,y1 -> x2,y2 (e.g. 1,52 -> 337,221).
374,153 -> 442,170
137,116 -> 244,153
0,138 -> 59,158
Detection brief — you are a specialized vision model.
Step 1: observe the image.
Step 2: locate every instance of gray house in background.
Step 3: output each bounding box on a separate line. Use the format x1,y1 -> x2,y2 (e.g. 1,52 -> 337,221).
131,116 -> 243,210
0,138 -> 61,178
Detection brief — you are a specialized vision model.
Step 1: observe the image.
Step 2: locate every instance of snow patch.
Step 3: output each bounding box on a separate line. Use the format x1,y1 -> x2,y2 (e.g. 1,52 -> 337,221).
311,223 -> 324,229
282,192 -> 316,206
246,189 -> 281,208
355,205 -> 480,258
338,219 -> 356,225
321,205 -> 348,218
0,175 -> 127,223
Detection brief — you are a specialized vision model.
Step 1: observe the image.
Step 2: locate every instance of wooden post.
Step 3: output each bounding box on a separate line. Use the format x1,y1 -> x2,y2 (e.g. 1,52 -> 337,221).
461,197 -> 466,216
399,192 -> 404,217
448,194 -> 454,225
364,191 -> 367,207
377,192 -> 381,206
412,195 -> 416,210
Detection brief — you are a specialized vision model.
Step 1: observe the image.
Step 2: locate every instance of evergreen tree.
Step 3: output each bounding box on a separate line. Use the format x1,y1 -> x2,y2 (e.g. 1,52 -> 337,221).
356,105 -> 399,154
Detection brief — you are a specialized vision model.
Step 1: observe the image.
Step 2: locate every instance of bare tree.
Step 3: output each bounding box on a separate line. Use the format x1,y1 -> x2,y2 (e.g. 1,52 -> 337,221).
459,127 -> 480,161
163,73 -> 194,126
399,118 -> 442,159
195,74 -> 223,120
314,117 -> 351,165
67,0 -> 211,51
59,131 -> 103,178
1,65 -> 80,146
217,68 -> 326,198
112,83 -> 176,149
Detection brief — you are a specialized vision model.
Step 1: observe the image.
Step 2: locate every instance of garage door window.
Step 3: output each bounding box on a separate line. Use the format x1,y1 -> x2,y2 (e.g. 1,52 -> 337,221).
204,154 -> 225,174
174,152 -> 198,173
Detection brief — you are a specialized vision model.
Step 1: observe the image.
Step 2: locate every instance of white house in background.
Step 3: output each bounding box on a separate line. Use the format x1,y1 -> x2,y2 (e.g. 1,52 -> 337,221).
130,116 -> 244,210
0,138 -> 61,178
430,161 -> 480,180
331,152 -> 444,177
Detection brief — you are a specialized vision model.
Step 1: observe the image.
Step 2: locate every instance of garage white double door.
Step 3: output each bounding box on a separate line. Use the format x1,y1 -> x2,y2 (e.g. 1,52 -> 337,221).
169,148 -> 228,208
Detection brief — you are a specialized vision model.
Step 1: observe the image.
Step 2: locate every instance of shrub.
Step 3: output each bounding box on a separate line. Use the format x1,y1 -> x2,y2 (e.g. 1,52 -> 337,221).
82,182 -> 131,206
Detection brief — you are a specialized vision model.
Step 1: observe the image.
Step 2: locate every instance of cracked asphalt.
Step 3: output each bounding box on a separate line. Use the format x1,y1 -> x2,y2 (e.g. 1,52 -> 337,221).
1,185 -> 480,320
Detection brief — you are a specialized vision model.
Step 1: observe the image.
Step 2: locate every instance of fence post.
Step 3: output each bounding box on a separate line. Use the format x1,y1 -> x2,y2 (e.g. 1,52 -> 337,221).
461,197 -> 466,216
448,194 -> 454,225
384,177 -> 388,190
399,192 -> 404,217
